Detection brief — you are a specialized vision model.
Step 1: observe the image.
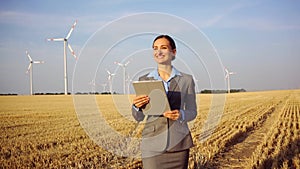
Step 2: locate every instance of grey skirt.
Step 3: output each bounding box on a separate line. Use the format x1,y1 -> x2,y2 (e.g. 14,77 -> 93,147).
142,149 -> 189,169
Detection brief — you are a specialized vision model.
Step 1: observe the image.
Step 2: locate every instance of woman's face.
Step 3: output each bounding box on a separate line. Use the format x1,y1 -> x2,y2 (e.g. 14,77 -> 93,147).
153,38 -> 176,65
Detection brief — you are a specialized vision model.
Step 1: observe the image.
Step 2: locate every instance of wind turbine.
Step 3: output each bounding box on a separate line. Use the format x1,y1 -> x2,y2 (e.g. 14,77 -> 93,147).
106,70 -> 115,94
88,79 -> 97,94
25,50 -> 44,95
224,67 -> 236,94
47,20 -> 78,95
114,61 -> 130,94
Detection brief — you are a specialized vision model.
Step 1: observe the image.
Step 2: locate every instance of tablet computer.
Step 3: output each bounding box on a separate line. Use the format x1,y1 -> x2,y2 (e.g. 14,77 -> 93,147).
132,80 -> 170,115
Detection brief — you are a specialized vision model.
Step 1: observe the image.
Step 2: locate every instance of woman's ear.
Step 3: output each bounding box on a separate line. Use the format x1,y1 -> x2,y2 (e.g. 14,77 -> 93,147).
173,49 -> 176,55
172,49 -> 176,60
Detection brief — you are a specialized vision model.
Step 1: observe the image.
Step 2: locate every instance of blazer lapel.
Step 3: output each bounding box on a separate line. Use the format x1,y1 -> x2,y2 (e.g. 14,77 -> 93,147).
168,75 -> 180,94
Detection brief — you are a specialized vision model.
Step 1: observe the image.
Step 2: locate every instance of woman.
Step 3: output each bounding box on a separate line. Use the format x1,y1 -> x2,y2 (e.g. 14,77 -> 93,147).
132,35 -> 197,169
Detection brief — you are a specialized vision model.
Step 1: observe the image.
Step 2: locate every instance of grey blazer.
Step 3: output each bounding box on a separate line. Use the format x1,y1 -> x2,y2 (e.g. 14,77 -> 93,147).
132,72 -> 197,158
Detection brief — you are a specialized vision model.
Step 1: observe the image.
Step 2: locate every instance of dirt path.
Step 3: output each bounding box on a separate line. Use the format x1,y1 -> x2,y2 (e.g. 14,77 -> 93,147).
211,104 -> 281,168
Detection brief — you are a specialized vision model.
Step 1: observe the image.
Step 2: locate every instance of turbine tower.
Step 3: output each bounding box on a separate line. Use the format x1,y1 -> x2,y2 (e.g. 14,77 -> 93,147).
47,20 -> 77,95
225,67 -> 236,94
114,61 -> 130,94
106,70 -> 115,94
101,83 -> 107,93
25,50 -> 44,95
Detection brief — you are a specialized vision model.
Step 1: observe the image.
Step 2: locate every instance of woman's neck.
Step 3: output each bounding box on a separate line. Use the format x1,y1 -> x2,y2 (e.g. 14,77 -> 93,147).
158,65 -> 172,81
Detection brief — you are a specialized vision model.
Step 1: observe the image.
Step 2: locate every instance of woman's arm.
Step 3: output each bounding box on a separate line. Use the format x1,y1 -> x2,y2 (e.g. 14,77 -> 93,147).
182,76 -> 197,122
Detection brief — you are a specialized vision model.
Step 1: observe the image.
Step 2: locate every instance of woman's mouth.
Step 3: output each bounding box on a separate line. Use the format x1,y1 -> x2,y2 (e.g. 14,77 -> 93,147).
156,54 -> 164,59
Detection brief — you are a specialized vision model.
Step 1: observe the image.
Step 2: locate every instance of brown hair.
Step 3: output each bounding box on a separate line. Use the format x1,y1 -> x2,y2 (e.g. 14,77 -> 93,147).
152,34 -> 176,50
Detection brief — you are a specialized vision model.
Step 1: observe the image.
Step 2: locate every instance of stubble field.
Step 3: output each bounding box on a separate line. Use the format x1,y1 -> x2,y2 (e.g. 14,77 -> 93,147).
0,90 -> 299,168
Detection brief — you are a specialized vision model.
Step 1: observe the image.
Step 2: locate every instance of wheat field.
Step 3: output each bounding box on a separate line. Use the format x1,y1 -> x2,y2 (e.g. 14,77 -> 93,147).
0,90 -> 299,168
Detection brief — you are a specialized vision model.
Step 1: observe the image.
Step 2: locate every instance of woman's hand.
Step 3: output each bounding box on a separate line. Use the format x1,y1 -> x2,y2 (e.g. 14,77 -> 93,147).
163,110 -> 180,120
133,95 -> 150,109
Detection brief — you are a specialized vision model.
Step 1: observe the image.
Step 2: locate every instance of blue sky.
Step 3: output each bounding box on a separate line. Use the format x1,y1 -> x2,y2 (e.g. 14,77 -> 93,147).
0,0 -> 299,94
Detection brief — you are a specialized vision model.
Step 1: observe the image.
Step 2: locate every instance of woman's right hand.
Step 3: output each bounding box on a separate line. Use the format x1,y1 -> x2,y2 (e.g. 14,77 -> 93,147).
133,95 -> 150,109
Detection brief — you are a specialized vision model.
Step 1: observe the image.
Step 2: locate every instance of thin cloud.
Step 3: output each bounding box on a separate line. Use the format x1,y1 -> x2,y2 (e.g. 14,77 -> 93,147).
0,11 -> 30,24
201,2 -> 250,28
214,16 -> 300,31
0,10 -> 78,30
199,1 -> 300,31
240,18 -> 300,31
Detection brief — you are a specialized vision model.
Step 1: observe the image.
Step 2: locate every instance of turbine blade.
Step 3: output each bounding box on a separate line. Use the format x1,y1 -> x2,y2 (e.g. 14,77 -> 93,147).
26,63 -> 32,73
124,61 -> 130,66
68,44 -> 77,59
116,62 -> 123,66
65,20 -> 77,39
26,51 -> 32,61
47,38 -> 64,41
224,68 -> 229,74
33,61 -> 44,64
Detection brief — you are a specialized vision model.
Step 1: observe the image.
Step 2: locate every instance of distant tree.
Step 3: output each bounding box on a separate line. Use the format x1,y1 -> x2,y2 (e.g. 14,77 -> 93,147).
200,89 -> 246,94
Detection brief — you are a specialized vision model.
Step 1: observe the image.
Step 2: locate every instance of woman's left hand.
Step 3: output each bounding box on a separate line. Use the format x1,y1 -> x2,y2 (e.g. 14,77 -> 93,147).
163,110 -> 180,120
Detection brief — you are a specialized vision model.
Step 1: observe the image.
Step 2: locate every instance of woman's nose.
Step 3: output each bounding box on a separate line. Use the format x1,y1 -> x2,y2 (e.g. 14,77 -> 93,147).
157,49 -> 162,55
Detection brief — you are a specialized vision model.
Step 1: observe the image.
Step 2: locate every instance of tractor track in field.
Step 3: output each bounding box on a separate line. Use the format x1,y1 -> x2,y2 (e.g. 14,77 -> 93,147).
207,101 -> 283,169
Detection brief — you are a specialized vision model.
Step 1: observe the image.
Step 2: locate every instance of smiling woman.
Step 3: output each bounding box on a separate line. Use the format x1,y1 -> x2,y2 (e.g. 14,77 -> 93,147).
132,35 -> 197,169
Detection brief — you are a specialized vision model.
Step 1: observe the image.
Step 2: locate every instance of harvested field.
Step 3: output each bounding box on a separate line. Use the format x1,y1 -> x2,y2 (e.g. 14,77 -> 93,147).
0,90 -> 299,168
